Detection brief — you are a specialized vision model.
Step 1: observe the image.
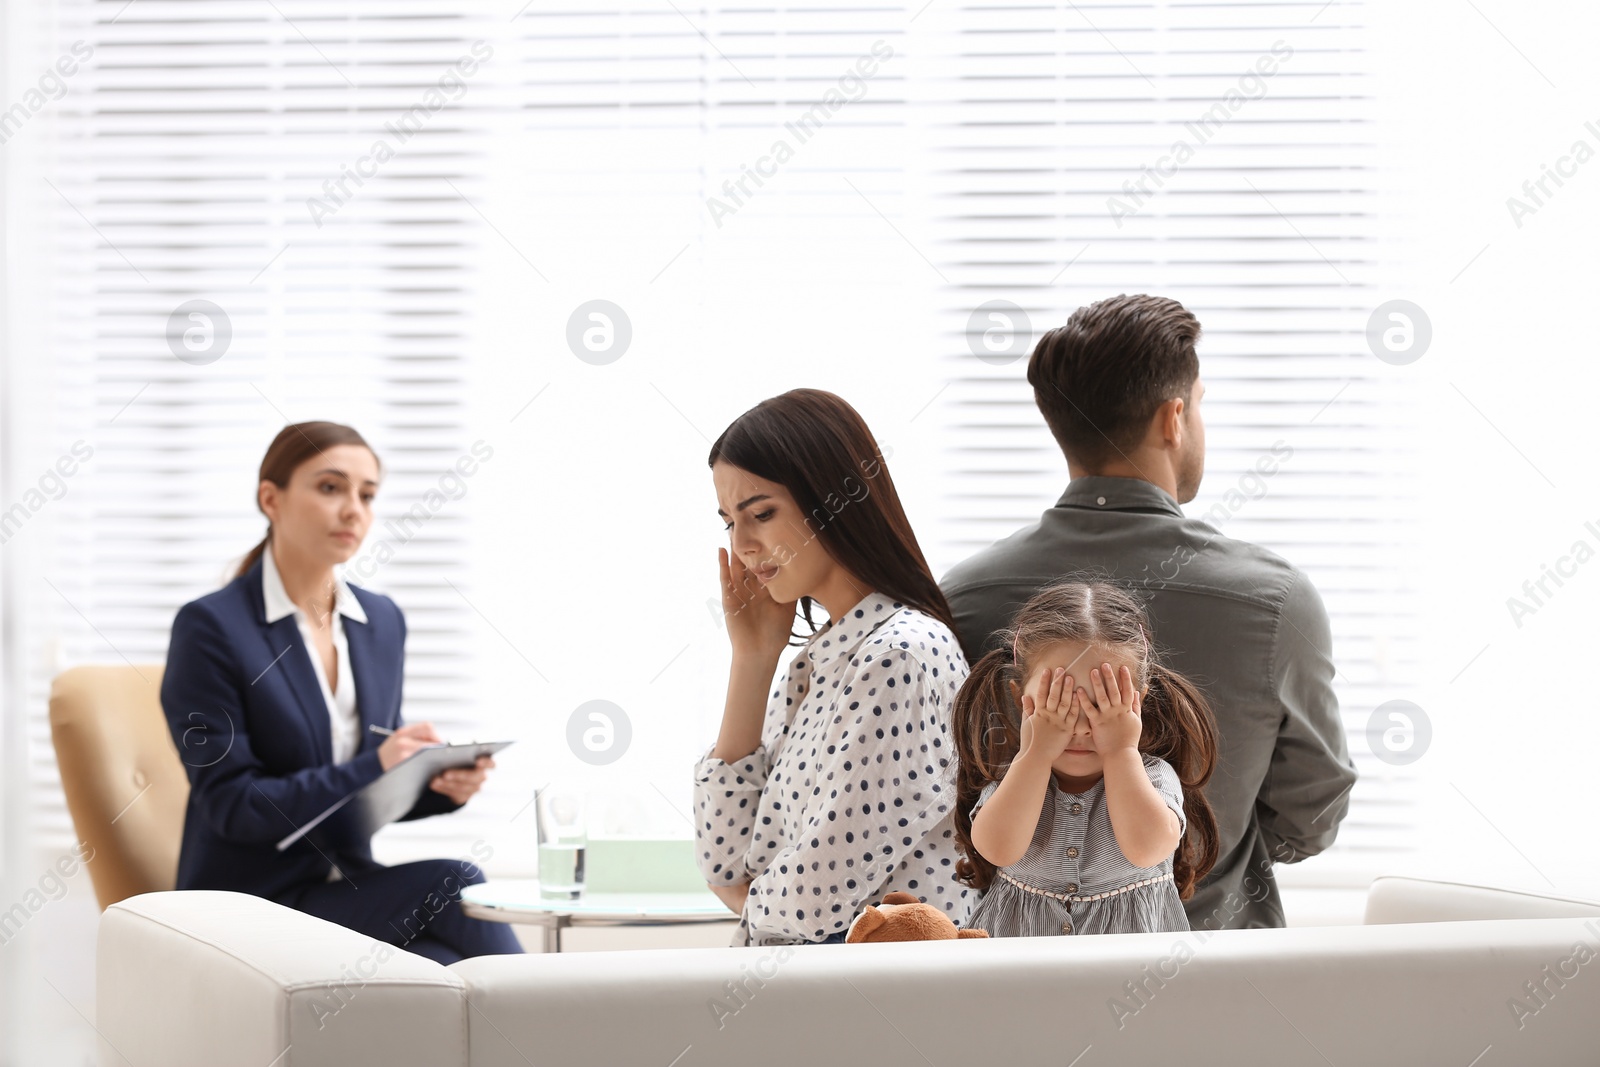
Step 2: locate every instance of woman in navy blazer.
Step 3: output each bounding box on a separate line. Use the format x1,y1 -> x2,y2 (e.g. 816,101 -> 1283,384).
161,421 -> 522,963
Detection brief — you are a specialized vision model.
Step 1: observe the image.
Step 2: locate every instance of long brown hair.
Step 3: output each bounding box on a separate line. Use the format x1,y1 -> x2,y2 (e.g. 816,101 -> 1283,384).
234,421 -> 379,580
707,388 -> 956,640
951,580 -> 1219,898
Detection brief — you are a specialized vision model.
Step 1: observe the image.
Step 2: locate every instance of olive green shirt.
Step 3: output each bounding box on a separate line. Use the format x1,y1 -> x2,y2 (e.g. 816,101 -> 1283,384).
939,475 -> 1358,930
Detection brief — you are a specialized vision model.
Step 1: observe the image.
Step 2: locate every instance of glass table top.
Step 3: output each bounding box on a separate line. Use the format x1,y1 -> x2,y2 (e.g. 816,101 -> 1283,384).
461,880 -> 730,919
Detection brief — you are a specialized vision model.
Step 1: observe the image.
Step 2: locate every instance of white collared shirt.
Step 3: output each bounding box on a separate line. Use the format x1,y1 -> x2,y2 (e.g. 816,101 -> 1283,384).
261,542 -> 367,766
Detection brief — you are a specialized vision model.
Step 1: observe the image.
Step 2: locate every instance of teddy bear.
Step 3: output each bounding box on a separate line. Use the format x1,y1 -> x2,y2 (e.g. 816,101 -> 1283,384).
845,891 -> 990,943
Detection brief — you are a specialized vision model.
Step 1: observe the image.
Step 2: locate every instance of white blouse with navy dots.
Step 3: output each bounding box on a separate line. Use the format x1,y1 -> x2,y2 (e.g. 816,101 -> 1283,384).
693,590 -> 975,946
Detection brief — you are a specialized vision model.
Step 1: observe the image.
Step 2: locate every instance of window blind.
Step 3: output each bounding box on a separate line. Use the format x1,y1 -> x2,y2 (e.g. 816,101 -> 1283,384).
27,1 -> 505,859
21,1 -> 1413,886
914,0 -> 1417,884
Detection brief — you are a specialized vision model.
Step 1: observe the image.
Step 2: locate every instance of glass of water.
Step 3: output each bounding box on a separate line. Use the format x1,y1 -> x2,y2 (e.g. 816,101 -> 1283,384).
535,785 -> 587,899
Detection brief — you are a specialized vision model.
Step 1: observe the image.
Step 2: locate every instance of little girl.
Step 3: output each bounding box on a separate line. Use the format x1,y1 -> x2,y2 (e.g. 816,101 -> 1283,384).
952,580 -> 1219,937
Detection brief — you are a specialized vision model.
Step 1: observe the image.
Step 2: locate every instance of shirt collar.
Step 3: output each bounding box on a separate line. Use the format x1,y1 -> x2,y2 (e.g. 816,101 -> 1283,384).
1055,475 -> 1184,518
803,589 -> 905,673
261,541 -> 368,626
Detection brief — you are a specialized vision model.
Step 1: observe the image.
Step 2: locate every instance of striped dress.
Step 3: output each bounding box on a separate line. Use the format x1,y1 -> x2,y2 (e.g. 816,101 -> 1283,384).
966,754 -> 1190,937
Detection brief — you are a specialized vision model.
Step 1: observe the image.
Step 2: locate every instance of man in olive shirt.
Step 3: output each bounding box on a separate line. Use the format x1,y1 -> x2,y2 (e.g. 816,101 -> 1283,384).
940,294 -> 1357,930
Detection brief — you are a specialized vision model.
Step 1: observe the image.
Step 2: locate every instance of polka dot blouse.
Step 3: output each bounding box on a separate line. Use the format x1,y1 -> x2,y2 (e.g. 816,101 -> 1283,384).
693,590 -> 975,946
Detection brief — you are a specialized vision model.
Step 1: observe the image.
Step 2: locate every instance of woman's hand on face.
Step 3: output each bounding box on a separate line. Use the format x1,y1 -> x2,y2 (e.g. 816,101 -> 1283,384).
718,547 -> 792,660
428,755 -> 494,805
1019,668 -> 1075,761
378,721 -> 442,771
1078,663 -> 1143,755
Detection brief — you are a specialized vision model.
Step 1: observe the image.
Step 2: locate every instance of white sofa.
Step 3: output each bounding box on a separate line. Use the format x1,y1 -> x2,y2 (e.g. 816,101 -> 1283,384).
98,876 -> 1600,1067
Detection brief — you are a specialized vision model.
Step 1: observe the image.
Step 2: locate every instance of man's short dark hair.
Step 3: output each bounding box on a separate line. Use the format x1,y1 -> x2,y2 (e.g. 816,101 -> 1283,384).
1026,293 -> 1201,468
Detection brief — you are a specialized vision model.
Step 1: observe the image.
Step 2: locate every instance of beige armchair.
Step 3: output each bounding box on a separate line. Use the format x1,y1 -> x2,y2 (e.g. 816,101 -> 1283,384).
48,665 -> 186,909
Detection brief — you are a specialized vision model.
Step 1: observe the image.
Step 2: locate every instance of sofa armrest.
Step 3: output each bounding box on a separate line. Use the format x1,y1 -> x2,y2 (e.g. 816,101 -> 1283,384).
1365,875 -> 1600,924
97,891 -> 467,1067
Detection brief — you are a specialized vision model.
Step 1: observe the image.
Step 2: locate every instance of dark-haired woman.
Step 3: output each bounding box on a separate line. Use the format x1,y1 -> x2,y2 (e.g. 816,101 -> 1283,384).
694,388 -> 976,946
160,422 -> 521,964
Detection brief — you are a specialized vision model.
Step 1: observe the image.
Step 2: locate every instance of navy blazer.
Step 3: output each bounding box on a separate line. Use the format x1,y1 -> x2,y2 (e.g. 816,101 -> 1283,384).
160,557 -> 461,900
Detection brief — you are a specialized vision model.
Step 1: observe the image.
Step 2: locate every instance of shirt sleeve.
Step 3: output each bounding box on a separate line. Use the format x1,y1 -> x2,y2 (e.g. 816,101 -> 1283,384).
693,743 -> 772,884
740,644 -> 959,943
1143,754 -> 1186,837
1257,569 -> 1359,863
968,779 -> 1000,822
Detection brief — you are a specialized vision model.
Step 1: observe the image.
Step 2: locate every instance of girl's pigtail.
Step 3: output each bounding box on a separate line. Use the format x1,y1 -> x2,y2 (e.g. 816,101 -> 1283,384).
1139,663 -> 1221,899
951,646 -> 1019,892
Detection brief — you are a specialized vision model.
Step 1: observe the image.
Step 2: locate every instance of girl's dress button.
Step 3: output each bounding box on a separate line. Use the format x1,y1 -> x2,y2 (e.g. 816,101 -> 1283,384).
1061,919 -> 1074,934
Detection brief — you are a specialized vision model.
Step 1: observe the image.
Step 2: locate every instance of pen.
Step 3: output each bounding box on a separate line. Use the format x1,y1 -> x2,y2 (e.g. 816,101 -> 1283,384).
369,723 -> 459,749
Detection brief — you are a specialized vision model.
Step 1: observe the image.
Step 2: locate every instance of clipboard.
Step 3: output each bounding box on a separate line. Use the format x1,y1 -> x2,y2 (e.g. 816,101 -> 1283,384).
275,739 -> 515,852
